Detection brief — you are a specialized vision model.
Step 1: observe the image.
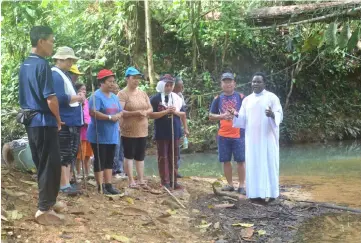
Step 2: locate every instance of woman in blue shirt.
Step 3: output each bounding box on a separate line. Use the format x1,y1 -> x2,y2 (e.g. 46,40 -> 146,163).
87,69 -> 122,195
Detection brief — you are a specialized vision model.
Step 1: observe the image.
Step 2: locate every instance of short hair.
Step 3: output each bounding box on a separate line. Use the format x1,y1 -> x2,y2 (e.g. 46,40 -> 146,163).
175,76 -> 183,84
30,26 -> 53,47
75,83 -> 85,91
252,72 -> 267,82
98,76 -> 114,84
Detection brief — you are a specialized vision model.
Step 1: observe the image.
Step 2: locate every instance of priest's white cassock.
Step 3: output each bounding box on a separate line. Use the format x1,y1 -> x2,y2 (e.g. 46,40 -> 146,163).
233,90 -> 283,199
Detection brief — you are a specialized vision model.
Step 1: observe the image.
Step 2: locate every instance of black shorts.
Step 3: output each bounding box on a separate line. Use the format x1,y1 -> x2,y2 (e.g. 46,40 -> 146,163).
122,136 -> 147,161
58,126 -> 80,166
91,143 -> 116,172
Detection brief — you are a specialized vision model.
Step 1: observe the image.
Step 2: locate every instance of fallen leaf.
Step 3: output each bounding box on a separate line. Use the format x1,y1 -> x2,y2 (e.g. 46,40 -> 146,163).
201,220 -> 207,224
212,181 -> 222,187
196,223 -> 212,229
20,180 -> 37,186
3,189 -> 27,197
191,209 -> 200,214
166,209 -> 177,215
111,234 -> 130,243
232,223 -> 254,228
125,197 -> 134,205
241,227 -> 254,238
122,207 -> 149,216
105,194 -> 125,200
214,222 -> 220,229
8,210 -> 23,220
214,204 -> 235,209
1,215 -> 9,222
149,189 -> 162,195
207,204 -> 214,209
157,218 -> 169,224
69,210 -> 85,215
161,231 -> 174,239
258,230 -> 266,236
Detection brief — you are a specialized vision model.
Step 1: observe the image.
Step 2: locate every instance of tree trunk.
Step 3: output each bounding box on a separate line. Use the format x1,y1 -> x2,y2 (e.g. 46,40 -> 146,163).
144,0 -> 155,87
248,1 -> 361,26
191,1 -> 197,83
285,61 -> 302,110
249,1 -> 361,19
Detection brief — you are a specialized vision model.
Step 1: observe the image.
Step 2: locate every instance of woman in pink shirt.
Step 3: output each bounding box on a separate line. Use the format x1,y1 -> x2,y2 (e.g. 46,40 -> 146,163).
76,83 -> 94,179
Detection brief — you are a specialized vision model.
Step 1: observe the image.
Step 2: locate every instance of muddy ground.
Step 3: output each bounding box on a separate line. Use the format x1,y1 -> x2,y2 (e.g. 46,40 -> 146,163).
1,167 -> 361,243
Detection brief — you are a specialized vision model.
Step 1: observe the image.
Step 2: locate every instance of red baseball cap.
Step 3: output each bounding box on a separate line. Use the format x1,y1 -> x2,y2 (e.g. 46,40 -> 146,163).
97,69 -> 115,80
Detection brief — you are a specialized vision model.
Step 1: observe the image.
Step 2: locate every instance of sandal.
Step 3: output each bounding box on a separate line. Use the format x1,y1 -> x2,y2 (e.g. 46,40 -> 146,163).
221,185 -> 235,192
128,183 -> 139,189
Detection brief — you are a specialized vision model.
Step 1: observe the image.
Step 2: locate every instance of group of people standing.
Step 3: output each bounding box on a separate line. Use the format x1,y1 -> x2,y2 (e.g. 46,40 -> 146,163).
18,26 -> 190,225
18,25 -> 283,226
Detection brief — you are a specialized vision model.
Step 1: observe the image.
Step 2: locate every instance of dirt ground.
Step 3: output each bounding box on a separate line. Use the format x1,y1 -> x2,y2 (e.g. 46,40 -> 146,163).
1,168 -> 361,243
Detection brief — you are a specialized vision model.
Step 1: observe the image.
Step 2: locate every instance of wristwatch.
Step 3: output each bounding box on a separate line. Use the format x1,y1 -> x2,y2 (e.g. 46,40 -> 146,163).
108,115 -> 112,120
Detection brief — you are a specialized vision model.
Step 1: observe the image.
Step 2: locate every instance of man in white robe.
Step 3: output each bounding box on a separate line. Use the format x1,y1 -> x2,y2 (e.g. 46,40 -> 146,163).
232,72 -> 283,199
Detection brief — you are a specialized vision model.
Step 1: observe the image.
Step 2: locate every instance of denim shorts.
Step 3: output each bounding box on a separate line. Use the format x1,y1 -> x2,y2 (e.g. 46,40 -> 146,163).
217,136 -> 245,163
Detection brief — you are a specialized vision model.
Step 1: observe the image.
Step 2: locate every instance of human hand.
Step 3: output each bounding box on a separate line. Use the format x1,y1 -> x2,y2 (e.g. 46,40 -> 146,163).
167,106 -> 176,114
57,121 -> 65,131
265,106 -> 274,118
184,128 -> 190,136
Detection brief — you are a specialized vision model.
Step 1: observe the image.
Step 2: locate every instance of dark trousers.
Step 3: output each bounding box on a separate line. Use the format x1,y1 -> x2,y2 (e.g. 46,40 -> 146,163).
156,139 -> 180,185
26,127 -> 61,211
91,143 -> 116,172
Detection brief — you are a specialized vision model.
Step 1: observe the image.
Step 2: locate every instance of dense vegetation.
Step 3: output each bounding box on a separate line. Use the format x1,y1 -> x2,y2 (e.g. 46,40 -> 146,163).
2,1 -> 361,151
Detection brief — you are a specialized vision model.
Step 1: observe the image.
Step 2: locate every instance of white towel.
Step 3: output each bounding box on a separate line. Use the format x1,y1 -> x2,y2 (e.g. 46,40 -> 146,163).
51,67 -> 79,107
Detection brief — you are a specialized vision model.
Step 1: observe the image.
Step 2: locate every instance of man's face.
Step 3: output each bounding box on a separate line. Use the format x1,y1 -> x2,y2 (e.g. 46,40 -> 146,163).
221,79 -> 235,93
251,75 -> 265,94
39,34 -> 54,57
174,80 -> 184,93
164,82 -> 174,94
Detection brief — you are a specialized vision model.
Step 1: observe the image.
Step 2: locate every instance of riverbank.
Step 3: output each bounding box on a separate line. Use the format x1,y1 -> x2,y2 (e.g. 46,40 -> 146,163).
2,167 -> 361,243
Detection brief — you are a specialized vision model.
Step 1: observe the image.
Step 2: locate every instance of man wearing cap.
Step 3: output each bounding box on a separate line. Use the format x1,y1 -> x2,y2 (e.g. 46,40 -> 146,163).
149,74 -> 188,190
69,65 -> 83,85
19,26 -> 64,225
209,72 -> 246,195
52,46 -> 85,196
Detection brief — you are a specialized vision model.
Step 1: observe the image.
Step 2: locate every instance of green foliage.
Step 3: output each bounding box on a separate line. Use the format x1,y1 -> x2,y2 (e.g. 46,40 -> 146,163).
1,1 -> 361,147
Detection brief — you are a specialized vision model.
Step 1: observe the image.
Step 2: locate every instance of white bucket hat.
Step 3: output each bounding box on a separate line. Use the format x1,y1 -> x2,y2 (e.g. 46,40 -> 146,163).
52,46 -> 79,60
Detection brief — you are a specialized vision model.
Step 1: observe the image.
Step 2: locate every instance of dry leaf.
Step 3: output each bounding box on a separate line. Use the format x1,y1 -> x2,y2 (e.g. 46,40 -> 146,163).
258,230 -> 266,236
111,234 -> 130,243
122,207 -> 149,216
20,180 -> 37,186
207,204 -> 214,209
3,189 -> 27,197
214,222 -> 220,229
1,215 -> 9,222
232,223 -> 254,228
125,197 -> 134,205
8,210 -> 23,220
196,223 -> 212,229
214,204 -> 235,209
157,218 -> 169,224
241,227 -> 254,238
166,209 -> 177,215
191,209 -> 200,214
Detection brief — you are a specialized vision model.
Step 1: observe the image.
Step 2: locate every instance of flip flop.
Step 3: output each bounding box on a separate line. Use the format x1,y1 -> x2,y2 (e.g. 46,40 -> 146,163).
128,183 -> 139,189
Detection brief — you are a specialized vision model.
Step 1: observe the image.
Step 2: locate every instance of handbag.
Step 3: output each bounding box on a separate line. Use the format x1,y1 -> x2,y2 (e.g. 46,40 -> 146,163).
16,109 -> 38,125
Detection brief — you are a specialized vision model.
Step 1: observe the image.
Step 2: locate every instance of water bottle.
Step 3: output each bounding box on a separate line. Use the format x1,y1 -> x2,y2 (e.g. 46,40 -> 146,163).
183,136 -> 188,149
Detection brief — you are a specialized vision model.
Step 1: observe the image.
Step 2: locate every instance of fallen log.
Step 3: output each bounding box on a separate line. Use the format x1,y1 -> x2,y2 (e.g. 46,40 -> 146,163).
248,1 -> 361,20
283,198 -> 361,214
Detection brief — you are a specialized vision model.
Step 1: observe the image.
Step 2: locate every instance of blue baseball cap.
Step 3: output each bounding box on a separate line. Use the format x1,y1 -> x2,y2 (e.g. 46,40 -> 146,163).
125,67 -> 143,77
